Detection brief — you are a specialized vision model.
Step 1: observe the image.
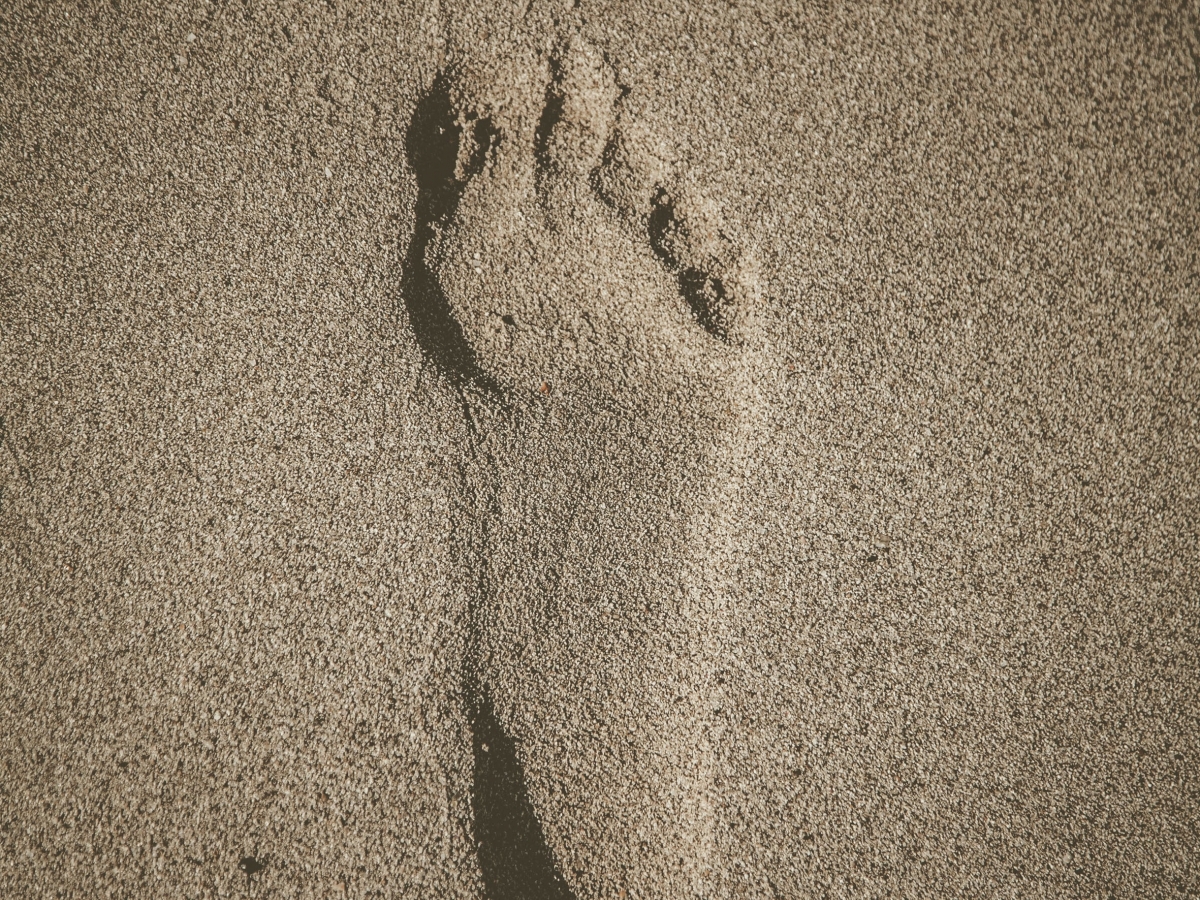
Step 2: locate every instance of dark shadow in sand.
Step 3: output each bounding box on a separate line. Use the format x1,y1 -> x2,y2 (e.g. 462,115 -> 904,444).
470,691 -> 575,900
402,75 -> 502,393
402,77 -> 576,900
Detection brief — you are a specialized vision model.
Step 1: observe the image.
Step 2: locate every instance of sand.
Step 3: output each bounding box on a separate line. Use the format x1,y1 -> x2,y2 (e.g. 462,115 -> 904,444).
2,1 -> 1198,898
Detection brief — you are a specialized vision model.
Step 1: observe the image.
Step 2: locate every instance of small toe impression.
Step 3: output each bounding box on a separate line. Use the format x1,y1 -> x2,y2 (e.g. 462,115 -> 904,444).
677,267 -> 739,342
592,118 -> 673,222
648,187 -> 761,344
539,37 -> 620,181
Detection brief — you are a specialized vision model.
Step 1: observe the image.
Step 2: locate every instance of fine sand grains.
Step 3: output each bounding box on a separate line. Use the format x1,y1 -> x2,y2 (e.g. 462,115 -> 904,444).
2,2 -> 1198,898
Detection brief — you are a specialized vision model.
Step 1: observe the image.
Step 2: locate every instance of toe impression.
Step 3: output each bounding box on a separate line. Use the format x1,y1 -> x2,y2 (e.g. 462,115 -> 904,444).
541,37 -> 620,183
648,185 -> 762,345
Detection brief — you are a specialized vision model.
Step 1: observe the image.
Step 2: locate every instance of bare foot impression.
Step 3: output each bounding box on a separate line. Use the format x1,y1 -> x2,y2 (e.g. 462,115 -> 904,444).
404,28 -> 767,900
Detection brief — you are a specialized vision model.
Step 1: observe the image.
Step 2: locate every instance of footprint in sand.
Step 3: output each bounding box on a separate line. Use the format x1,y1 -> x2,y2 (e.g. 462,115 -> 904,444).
404,31 -> 768,900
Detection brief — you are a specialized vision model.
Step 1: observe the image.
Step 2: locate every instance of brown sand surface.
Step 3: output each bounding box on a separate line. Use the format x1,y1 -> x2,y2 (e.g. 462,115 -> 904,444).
2,2 -> 1198,898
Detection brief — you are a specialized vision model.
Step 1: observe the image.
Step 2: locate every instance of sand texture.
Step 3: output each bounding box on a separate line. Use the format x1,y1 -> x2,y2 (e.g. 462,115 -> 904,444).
2,1 -> 1198,898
